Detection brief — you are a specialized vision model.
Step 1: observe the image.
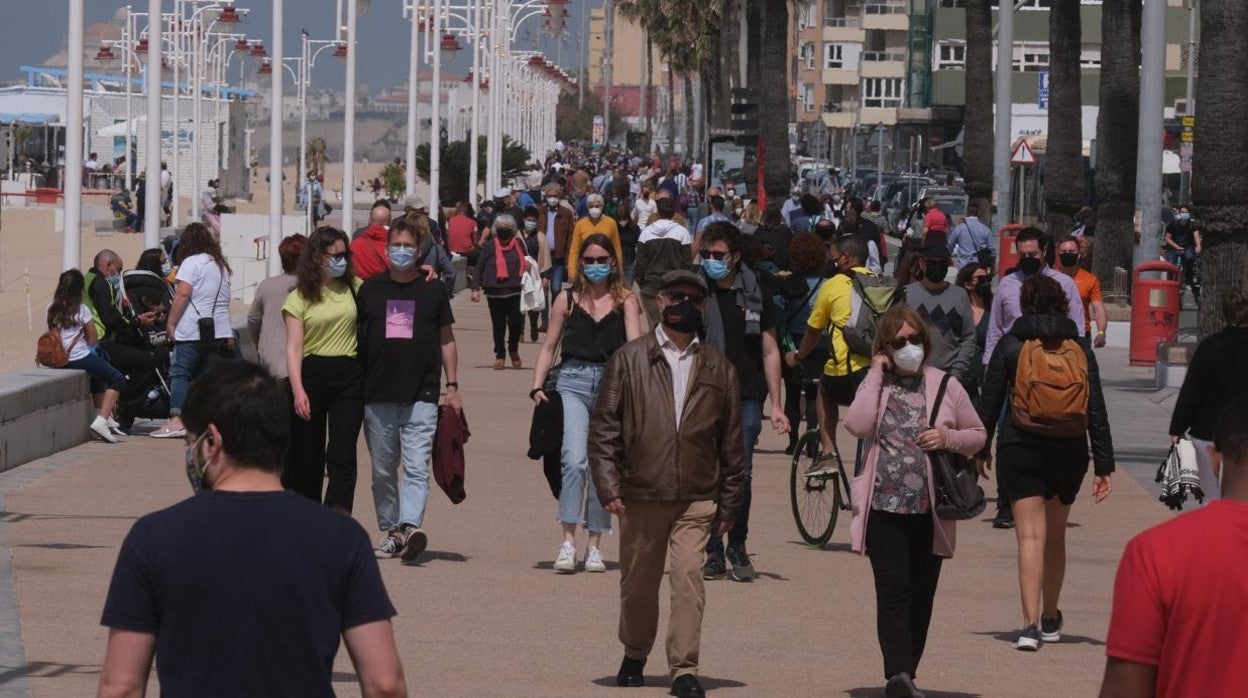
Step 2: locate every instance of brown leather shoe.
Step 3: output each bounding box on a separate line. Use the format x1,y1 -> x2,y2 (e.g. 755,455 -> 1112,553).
510,352 -> 523,369
493,358 -> 505,370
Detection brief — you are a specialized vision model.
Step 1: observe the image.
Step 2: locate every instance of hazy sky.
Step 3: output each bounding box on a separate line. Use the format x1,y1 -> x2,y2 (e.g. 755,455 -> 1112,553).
0,0 -> 599,90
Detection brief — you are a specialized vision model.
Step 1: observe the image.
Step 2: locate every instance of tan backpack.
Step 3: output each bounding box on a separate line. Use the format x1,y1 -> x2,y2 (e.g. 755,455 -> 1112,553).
35,329 -> 80,368
1011,337 -> 1089,438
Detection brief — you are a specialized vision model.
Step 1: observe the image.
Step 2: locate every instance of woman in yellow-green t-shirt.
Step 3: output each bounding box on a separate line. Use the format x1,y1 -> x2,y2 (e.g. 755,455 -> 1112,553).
282,226 -> 364,513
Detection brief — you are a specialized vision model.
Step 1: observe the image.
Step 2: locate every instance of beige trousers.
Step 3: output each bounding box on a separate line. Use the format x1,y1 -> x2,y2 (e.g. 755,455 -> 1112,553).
618,498 -> 716,679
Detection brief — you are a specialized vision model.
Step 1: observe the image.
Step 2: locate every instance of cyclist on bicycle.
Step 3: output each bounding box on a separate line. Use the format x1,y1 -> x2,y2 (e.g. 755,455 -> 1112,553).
786,236 -> 882,472
777,233 -> 834,454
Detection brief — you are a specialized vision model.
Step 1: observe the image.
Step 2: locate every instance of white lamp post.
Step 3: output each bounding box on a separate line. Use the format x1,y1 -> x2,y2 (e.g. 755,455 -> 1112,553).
341,0 -> 358,231
268,0 -> 283,274
64,0 -> 85,271
144,0 -> 163,247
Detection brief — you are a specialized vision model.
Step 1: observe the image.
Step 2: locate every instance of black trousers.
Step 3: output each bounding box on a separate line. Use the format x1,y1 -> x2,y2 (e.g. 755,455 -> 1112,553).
284,356 -> 364,512
866,510 -> 944,680
486,295 -> 523,358
782,362 -> 819,451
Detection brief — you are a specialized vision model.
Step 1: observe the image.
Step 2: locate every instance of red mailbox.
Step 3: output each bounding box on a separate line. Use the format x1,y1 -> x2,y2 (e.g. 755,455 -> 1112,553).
1129,261 -> 1182,366
997,223 -> 1024,279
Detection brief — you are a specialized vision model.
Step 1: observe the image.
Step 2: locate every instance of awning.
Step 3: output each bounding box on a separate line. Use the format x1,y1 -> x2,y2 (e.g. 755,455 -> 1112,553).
97,117 -> 144,137
0,113 -> 60,124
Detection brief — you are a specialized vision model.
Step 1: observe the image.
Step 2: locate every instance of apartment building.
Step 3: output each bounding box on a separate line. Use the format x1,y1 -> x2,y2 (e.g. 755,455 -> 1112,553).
791,0 -> 1196,172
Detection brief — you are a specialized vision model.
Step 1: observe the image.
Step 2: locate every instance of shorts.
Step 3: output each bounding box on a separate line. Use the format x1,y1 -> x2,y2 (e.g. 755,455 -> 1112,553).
996,441 -> 1089,505
820,368 -> 867,407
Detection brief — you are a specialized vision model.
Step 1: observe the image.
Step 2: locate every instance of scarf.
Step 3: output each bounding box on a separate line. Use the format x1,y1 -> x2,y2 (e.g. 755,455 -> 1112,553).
494,235 -> 527,281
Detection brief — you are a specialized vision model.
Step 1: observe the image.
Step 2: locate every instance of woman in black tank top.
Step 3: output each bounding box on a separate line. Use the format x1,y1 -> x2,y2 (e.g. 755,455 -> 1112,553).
532,234 -> 642,573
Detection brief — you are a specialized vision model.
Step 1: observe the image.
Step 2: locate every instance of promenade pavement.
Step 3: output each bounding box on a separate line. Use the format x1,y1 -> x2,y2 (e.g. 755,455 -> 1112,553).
0,293 -> 1178,697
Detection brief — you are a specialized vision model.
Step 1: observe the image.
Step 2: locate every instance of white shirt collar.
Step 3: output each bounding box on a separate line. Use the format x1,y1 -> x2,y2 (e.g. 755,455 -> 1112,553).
654,325 -> 698,354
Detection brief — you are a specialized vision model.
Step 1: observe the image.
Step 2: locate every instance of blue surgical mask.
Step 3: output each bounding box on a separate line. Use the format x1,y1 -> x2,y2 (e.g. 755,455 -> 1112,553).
583,263 -> 612,283
326,255 -> 348,278
107,273 -> 121,287
1177,212 -> 1191,222
161,262 -> 172,275
703,259 -> 731,280
388,245 -> 416,271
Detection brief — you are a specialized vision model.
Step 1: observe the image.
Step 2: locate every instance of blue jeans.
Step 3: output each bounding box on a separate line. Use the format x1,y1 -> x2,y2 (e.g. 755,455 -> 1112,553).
363,401 -> 439,531
556,360 -> 612,533
543,260 -> 567,324
66,351 -> 125,393
708,398 -> 763,557
169,341 -> 235,416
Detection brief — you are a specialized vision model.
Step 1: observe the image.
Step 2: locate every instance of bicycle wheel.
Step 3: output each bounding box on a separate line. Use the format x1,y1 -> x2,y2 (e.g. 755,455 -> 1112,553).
790,429 -> 842,547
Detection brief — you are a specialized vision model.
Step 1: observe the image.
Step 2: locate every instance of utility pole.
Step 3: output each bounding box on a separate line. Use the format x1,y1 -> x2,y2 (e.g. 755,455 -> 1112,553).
1134,0 -> 1165,267
268,0 -> 284,274
992,0 -> 1014,231
602,0 -> 613,147
64,0 -> 85,271
341,0 -> 358,232
143,0 -> 162,248
1179,0 -> 1197,205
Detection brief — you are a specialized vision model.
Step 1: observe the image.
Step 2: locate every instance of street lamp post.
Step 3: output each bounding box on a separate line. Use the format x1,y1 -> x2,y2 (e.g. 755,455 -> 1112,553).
65,0 -> 85,271
269,0 -> 283,274
144,0 -> 163,248
404,3 -> 422,198
341,0 -> 359,232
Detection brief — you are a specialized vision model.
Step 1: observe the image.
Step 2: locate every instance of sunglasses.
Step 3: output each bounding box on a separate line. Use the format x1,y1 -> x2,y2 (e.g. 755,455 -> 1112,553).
329,252 -> 349,262
662,291 -> 705,304
697,250 -> 730,261
886,334 -> 924,351
581,255 -> 612,265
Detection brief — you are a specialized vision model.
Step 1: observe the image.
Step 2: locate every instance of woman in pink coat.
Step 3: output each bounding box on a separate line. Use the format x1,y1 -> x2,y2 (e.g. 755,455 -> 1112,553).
844,305 -> 987,698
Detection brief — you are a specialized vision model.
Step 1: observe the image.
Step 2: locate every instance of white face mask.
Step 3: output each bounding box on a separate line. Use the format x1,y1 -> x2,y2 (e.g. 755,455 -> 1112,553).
547,197 -> 559,207
589,207 -> 603,218
893,343 -> 925,373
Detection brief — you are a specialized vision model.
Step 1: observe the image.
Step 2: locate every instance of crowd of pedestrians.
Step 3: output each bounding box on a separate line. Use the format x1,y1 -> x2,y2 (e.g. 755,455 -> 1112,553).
67,144 -> 1246,698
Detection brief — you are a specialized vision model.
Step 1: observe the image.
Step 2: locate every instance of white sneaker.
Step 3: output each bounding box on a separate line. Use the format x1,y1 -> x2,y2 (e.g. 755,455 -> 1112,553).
90,416 -> 119,444
584,546 -> 606,573
553,541 -> 577,573
106,416 -> 127,436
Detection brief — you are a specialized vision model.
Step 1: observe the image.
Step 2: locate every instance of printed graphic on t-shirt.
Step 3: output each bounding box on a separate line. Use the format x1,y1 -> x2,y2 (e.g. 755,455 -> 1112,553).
386,299 -> 416,339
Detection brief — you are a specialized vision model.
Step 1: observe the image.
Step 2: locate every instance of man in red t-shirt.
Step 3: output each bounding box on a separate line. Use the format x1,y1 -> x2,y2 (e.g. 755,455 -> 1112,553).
1100,395 -> 1248,698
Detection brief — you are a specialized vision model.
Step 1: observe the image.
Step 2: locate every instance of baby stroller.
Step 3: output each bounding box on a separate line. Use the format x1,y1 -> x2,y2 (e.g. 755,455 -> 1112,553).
113,270 -> 174,431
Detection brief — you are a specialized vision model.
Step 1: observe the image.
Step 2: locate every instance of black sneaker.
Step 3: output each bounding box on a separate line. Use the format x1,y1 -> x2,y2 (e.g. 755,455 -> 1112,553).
616,656 -> 645,687
1040,609 -> 1063,643
885,672 -> 926,698
1015,626 -> 1042,651
702,555 -> 726,581
992,508 -> 1015,529
725,546 -> 757,582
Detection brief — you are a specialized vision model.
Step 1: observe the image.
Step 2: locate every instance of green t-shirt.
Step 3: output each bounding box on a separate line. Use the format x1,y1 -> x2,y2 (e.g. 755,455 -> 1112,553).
282,279 -> 361,358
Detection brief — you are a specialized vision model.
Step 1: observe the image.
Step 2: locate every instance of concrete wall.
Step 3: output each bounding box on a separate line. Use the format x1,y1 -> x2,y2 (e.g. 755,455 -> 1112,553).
0,369 -> 92,474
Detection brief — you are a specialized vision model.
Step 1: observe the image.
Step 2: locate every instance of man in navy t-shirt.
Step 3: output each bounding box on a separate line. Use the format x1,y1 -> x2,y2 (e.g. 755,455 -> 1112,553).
98,360 -> 406,697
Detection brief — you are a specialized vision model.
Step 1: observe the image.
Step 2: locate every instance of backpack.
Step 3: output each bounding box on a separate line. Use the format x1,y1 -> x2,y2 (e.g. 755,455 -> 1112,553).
36,329 -> 79,368
1010,338 -> 1090,438
840,272 -> 897,358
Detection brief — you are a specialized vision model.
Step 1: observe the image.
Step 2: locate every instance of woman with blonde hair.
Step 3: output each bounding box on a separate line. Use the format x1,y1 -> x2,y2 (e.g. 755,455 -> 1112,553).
532,233 -> 642,573
845,305 -> 986,697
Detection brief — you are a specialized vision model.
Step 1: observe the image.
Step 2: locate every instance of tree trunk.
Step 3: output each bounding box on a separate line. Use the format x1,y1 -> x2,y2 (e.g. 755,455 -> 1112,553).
759,0 -> 790,198
1092,0 -> 1141,289
745,0 -> 761,89
712,0 -> 737,130
667,67 -> 676,156
962,0 -> 994,202
1194,0 -> 1248,338
644,32 -> 654,154
683,73 -> 695,157
1043,0 -> 1084,238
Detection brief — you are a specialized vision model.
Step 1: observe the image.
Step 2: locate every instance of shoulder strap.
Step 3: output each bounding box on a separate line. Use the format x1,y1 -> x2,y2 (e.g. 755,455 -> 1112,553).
66,330 -> 83,354
930,373 -> 953,428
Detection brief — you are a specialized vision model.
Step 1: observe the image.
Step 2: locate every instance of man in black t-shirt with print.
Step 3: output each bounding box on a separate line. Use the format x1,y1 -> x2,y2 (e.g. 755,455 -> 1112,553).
98,360 -> 405,697
696,222 -> 790,583
357,218 -> 463,563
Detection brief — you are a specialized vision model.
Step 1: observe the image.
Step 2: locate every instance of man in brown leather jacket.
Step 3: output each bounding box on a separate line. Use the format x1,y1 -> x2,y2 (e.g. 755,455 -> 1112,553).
589,270 -> 746,698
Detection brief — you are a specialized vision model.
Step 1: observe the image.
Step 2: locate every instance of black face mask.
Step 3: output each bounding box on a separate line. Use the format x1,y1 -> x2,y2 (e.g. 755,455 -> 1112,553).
1059,252 -> 1079,268
924,262 -> 949,284
1019,256 -> 1043,276
974,277 -> 993,298
661,300 -> 702,334
496,228 -> 515,240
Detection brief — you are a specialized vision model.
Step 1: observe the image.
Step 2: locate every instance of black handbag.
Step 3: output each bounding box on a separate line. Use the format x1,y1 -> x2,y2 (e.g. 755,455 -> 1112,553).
928,373 -> 987,521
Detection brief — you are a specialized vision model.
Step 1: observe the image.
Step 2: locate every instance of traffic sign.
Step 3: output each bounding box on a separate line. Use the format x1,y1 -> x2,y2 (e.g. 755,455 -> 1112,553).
1181,116 -> 1195,128
1181,132 -> 1194,143
1010,139 -> 1036,166
1037,71 -> 1050,110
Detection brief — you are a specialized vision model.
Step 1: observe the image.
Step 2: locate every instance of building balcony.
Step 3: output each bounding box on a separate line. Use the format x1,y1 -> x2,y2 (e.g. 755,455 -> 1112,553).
823,17 -> 865,43
822,101 -> 858,129
860,106 -> 899,125
860,52 -> 907,78
822,68 -> 859,85
862,0 -> 910,31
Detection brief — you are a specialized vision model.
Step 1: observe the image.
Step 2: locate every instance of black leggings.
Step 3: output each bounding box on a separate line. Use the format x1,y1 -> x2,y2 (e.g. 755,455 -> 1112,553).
866,510 -> 944,680
487,295 -> 523,358
782,363 -> 820,450
284,355 -> 364,512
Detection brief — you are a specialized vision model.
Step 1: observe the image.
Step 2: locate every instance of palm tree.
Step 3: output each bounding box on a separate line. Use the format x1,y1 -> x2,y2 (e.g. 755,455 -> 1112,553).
1042,0 -> 1084,237
759,0 -> 790,198
1193,0 -> 1248,337
962,0 -> 993,203
1091,0 -> 1141,286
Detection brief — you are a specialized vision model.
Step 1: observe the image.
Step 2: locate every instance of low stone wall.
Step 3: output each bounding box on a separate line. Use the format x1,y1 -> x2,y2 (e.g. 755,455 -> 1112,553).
0,369 -> 93,473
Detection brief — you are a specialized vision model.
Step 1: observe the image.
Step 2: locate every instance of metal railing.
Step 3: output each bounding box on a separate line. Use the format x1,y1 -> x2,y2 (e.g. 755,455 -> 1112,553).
862,51 -> 906,62
823,100 -> 860,114
865,0 -> 908,14
825,16 -> 863,27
